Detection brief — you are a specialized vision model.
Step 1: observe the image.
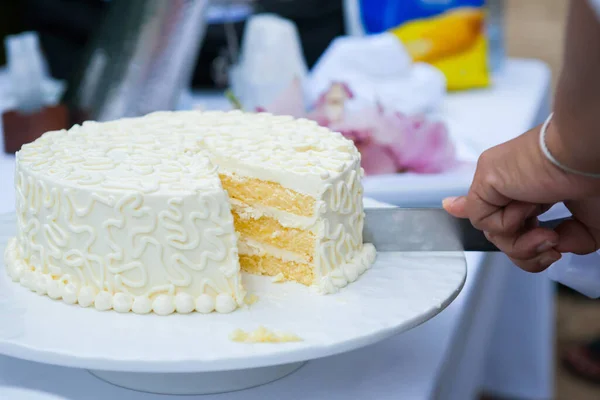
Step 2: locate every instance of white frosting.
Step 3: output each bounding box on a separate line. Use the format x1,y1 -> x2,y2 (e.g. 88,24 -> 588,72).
175,292 -> 195,314
316,243 -> 376,294
215,293 -> 237,314
78,286 -> 97,308
95,291 -> 112,311
35,274 -> 50,295
113,293 -> 133,313
195,294 -> 215,313
62,283 -> 78,304
47,280 -> 63,300
132,296 -> 152,314
229,199 -> 317,231
152,294 -> 175,316
6,237 -> 242,315
5,110 -> 376,314
238,238 -> 309,264
196,112 -> 356,197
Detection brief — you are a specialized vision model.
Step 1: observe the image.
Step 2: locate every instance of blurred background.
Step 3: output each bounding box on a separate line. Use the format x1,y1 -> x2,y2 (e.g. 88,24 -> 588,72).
0,1 -> 598,399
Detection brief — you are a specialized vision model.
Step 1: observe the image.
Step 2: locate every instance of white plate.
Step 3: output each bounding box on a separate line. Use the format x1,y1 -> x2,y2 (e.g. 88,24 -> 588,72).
0,212 -> 465,393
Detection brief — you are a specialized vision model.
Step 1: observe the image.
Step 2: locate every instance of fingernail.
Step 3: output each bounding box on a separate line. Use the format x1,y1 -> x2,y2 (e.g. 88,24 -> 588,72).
442,197 -> 458,207
539,254 -> 560,268
536,240 -> 557,253
443,196 -> 466,208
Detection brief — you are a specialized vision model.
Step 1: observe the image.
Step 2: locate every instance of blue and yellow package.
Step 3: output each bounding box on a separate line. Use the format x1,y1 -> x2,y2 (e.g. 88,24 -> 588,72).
358,0 -> 491,91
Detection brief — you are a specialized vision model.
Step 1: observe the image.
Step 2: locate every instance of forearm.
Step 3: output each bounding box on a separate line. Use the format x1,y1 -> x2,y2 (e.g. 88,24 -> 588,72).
547,0 -> 600,173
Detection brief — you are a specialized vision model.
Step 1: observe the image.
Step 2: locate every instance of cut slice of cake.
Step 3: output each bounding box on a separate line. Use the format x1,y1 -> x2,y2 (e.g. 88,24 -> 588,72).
4,110 -> 376,314
192,112 -> 377,293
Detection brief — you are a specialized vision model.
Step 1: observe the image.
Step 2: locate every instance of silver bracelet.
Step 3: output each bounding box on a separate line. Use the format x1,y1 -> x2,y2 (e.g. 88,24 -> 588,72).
539,112 -> 600,178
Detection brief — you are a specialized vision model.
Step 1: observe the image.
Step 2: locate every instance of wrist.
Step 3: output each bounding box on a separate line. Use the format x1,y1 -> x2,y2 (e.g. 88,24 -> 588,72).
544,113 -> 600,176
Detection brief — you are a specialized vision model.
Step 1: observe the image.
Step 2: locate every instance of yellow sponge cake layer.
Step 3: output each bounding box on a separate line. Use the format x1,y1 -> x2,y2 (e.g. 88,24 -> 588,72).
239,254 -> 314,286
220,173 -> 315,217
232,212 -> 315,261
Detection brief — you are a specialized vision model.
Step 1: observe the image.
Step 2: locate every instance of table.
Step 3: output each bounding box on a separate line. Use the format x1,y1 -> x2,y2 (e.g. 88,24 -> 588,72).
0,58 -> 553,399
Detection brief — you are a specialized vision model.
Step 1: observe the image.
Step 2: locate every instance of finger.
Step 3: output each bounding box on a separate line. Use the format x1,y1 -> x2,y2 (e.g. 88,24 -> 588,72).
513,206 -> 553,230
471,199 -> 538,234
442,196 -> 468,218
444,193 -> 550,236
507,249 -> 562,273
485,227 -> 559,260
523,216 -> 539,230
466,172 -> 511,231
555,219 -> 600,255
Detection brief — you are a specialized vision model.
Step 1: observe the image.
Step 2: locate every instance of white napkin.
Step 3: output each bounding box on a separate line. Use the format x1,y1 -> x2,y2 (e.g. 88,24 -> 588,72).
308,33 -> 446,115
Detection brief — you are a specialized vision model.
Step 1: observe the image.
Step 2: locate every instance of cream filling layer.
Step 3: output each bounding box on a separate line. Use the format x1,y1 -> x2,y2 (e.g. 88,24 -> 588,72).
229,198 -> 318,231
214,162 -> 327,198
237,237 -> 310,264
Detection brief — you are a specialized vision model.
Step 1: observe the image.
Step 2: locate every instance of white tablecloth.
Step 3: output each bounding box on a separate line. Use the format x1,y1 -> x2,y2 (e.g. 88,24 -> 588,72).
0,58 -> 553,400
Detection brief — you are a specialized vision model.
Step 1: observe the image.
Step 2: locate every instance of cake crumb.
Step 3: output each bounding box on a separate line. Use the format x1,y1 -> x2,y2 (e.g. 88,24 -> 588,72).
271,273 -> 285,283
230,326 -> 302,343
244,293 -> 259,306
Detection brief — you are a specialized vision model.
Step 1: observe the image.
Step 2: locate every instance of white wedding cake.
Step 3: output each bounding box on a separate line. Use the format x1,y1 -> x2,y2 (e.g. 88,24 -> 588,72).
4,111 -> 376,315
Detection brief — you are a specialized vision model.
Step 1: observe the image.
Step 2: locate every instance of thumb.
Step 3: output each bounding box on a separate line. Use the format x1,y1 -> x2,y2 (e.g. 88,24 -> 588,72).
556,198 -> 600,255
443,196 -> 468,218
555,219 -> 599,254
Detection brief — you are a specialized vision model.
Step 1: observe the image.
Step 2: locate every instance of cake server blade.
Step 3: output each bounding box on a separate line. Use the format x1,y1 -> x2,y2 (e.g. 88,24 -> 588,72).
363,208 -> 567,252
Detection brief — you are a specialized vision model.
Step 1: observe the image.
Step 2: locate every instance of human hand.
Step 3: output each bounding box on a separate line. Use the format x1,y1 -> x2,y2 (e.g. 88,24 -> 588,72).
443,123 -> 600,272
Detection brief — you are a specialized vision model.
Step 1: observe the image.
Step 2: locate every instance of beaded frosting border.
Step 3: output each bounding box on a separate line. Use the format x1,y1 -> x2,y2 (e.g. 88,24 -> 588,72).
4,238 -> 238,315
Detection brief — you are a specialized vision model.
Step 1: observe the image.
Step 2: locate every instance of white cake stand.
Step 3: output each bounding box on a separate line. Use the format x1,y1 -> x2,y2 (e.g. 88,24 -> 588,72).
0,213 -> 466,395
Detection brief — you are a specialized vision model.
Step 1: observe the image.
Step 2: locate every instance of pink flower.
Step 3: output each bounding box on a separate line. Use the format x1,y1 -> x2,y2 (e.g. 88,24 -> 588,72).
377,112 -> 456,174
309,82 -> 354,126
327,107 -> 378,145
356,141 -> 398,175
255,80 -> 456,175
326,108 -> 404,175
398,119 -> 456,173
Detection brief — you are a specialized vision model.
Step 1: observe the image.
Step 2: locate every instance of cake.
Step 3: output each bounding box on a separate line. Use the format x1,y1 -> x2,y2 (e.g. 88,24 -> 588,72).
4,111 -> 376,315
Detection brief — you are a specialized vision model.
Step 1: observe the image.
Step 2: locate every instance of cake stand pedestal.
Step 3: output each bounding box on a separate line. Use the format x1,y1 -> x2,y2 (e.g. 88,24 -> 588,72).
89,362 -> 305,395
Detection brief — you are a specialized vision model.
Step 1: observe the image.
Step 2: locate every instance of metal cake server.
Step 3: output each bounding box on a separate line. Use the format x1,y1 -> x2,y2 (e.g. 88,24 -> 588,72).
363,208 -> 568,252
